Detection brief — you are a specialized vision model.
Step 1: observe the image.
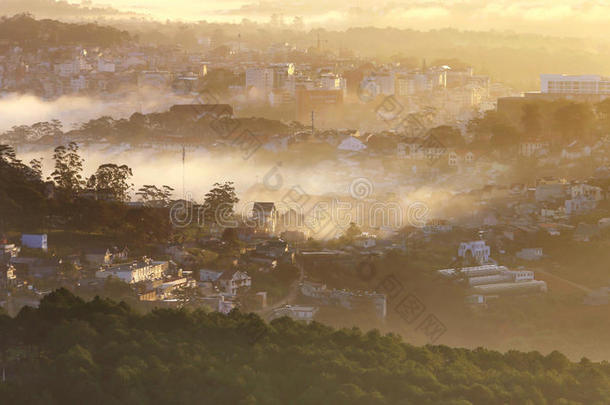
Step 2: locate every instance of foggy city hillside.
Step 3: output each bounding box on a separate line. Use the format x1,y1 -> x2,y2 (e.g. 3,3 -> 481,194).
1,1 -> 610,404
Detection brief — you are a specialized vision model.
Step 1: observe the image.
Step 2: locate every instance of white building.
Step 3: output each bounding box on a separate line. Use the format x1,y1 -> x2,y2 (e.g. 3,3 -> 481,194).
218,269 -> 251,295
96,259 -> 168,284
458,241 -> 491,264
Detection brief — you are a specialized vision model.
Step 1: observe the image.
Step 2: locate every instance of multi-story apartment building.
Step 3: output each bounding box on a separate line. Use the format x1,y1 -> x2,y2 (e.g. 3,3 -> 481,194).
246,67 -> 274,94
246,64 -> 295,98
541,74 -> 610,96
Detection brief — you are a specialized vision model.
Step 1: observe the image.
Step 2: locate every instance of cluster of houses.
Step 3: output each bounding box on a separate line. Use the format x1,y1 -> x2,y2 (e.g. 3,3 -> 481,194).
164,236 -> 289,313
418,173 -> 609,254
88,251 -> 255,313
1,40 -> 212,99
1,234 -> 55,283
0,211 -> 293,315
1,163 -> 607,316
0,232 -> 193,309
2,25 -> 508,129
0,231 -> 258,314
537,178 -> 605,218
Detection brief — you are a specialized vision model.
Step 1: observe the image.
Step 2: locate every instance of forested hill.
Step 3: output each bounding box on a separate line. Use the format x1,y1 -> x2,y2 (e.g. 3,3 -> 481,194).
1,289 -> 609,404
0,14 -> 130,48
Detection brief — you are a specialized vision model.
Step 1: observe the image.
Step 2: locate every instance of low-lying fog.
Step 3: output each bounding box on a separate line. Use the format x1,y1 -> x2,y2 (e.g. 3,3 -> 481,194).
0,89 -> 193,132
14,143 -> 373,202
4,92 -> 490,230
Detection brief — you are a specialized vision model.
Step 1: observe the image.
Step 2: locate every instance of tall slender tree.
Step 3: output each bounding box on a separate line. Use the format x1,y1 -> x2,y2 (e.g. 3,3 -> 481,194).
51,142 -> 84,198
87,163 -> 133,202
202,181 -> 239,225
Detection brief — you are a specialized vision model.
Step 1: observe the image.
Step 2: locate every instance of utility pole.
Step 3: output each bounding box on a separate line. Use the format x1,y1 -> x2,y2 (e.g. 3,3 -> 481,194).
311,110 -> 315,136
182,145 -> 186,200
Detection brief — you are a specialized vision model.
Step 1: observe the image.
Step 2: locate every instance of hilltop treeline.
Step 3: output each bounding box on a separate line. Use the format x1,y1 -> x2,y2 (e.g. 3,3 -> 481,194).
1,13 -> 609,88
0,0 -> 129,20
1,110 -> 295,146
119,20 -> 610,89
0,143 -> 170,244
0,289 -> 609,404
0,14 -> 130,48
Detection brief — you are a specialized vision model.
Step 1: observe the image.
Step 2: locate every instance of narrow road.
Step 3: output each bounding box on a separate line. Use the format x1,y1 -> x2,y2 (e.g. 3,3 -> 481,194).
257,260 -> 305,319
534,268 -> 593,294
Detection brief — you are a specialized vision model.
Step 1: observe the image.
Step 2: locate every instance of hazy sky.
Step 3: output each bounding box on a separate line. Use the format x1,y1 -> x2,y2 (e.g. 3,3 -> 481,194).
65,0 -> 610,37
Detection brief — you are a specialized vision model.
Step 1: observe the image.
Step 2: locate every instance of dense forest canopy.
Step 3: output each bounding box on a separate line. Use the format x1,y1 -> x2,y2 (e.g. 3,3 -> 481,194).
0,0 -> 131,20
0,289 -> 609,404
0,14 -> 130,48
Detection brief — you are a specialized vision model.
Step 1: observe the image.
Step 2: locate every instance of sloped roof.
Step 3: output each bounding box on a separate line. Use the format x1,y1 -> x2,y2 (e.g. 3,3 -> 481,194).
253,202 -> 275,212
219,269 -> 249,281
